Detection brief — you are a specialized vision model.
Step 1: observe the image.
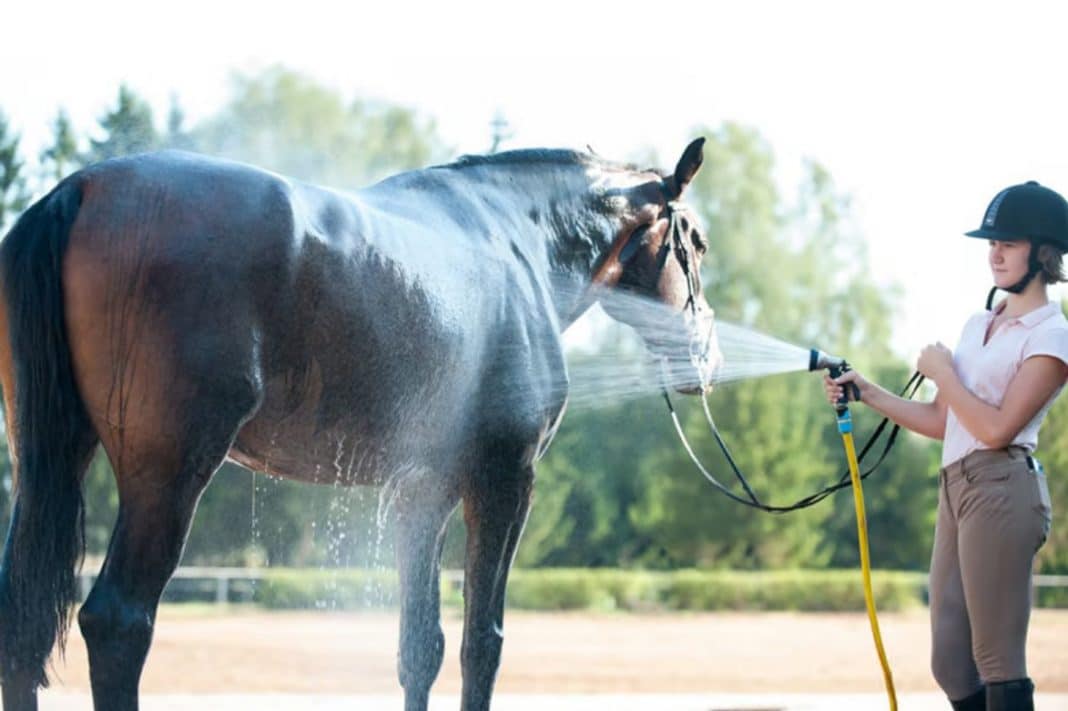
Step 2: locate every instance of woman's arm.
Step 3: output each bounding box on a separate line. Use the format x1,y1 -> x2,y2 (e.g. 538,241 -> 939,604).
824,372 -> 948,440
924,350 -> 1068,448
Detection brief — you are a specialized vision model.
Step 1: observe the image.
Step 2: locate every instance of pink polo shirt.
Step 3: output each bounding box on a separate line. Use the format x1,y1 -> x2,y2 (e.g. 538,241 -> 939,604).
942,300 -> 1068,467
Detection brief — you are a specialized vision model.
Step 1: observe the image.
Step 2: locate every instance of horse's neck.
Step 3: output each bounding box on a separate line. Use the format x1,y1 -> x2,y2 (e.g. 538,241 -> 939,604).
371,158 -> 625,329
455,165 -> 622,327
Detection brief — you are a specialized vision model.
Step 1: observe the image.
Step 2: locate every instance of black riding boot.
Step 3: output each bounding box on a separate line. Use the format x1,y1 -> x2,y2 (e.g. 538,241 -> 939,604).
951,687 -> 986,710
987,678 -> 1034,711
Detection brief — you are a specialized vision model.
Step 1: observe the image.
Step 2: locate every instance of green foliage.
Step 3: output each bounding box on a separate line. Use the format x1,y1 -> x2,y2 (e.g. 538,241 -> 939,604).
254,568 -> 403,609
3,78 -> 1063,586
506,568 -> 664,611
163,94 -> 196,152
1036,584 -> 1068,608
522,123 -> 940,574
194,66 -> 447,189
1035,301 -> 1068,574
185,465 -> 390,568
81,450 -> 119,554
659,568 -> 925,612
39,109 -> 80,183
0,109 -> 31,232
516,395 -> 671,568
253,569 -> 467,610
85,84 -> 160,163
249,567 -> 927,612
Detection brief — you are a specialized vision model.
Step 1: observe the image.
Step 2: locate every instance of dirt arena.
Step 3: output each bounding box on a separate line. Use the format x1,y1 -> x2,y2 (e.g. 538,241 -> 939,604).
46,607 -> 1068,694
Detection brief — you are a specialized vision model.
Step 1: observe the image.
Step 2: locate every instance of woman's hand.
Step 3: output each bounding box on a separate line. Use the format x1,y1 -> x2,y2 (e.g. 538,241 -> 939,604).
917,342 -> 955,384
823,369 -> 868,406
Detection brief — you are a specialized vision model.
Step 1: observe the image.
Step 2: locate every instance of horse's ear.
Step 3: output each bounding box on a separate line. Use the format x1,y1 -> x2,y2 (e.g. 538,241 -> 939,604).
665,137 -> 706,199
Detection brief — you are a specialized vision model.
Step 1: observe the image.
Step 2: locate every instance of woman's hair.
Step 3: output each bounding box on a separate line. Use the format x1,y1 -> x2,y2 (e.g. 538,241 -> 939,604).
1038,242 -> 1066,284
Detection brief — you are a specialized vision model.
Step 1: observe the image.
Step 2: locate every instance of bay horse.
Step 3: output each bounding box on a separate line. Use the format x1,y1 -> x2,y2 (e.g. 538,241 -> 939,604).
0,138 -> 716,710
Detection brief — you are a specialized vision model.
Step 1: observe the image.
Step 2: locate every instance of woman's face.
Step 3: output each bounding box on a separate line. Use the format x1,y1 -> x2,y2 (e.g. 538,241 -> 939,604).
988,239 -> 1032,289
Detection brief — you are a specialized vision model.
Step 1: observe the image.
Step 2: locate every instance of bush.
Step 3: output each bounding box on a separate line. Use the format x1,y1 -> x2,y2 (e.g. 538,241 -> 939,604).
659,569 -> 925,612
505,569 -> 641,611
254,569 -> 399,609
249,568 -> 928,612
1036,585 -> 1068,608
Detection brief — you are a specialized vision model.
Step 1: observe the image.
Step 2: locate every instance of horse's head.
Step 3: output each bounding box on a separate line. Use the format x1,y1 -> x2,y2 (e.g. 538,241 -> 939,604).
593,138 -> 721,394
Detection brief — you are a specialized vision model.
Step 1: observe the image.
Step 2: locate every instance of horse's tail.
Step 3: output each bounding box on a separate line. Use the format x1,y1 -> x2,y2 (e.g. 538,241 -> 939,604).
0,177 -> 96,687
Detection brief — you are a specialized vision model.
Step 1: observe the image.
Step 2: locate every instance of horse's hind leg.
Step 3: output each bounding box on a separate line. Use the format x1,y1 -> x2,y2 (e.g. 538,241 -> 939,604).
392,471 -> 460,711
77,386 -> 258,710
458,450 -> 534,711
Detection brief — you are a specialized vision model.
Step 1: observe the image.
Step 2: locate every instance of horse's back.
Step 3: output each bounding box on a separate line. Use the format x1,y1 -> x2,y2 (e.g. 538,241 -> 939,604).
55,151 -> 562,485
63,152 -> 478,480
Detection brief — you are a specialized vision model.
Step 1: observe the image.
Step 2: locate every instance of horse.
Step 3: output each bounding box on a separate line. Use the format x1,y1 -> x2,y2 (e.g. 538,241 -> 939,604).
0,138 -> 717,711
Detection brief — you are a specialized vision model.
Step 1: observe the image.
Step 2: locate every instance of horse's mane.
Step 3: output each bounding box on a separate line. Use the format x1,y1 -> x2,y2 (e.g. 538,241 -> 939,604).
440,148 -> 658,176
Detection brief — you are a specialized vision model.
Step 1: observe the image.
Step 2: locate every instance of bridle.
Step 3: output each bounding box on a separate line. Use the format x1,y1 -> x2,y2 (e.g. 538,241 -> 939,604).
663,199 -> 701,317
579,190 -> 912,513
568,190 -> 702,326
653,196 -> 918,514
656,197 -> 717,377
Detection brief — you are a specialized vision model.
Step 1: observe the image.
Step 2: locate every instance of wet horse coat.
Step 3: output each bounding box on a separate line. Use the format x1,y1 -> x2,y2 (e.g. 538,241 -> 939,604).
0,142 -> 712,711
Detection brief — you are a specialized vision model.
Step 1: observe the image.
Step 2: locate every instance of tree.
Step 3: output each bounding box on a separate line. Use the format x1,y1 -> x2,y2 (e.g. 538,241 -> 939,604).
85,84 -> 159,164
519,123 -> 939,572
0,109 -> 31,232
163,94 -> 196,152
195,66 -> 447,189
516,392 -> 672,568
1035,300 -> 1068,575
39,108 -> 80,183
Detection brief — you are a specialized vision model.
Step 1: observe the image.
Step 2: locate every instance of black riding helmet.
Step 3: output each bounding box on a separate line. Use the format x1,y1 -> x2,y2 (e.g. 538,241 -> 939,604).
964,181 -> 1068,308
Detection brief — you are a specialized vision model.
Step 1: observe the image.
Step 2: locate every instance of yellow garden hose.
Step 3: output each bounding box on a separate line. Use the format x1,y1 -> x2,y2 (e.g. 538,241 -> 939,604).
839,415 -> 897,711
665,351 -> 903,710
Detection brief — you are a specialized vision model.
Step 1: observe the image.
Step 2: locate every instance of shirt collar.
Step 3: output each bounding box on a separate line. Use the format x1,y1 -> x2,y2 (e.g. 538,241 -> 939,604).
994,300 -> 1060,329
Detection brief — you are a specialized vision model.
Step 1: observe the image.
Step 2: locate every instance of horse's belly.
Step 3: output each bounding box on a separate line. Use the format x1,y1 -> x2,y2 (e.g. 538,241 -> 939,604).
230,417 -> 413,486
228,364 -> 471,486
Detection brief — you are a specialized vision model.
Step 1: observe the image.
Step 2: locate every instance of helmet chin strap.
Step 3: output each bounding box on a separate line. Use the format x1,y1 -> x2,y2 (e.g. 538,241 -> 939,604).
986,244 -> 1042,310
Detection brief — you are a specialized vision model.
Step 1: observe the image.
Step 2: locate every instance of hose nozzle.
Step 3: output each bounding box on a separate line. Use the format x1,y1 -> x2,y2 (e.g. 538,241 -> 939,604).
809,348 -> 860,412
809,348 -> 847,372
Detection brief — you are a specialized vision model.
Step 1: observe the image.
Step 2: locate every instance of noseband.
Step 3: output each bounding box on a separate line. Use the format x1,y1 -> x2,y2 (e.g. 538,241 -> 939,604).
659,199 -> 700,320
657,199 -> 717,375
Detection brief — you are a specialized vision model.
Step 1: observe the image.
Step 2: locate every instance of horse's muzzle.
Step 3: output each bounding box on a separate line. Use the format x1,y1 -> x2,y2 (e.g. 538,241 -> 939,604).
656,316 -> 721,395
687,316 -> 722,392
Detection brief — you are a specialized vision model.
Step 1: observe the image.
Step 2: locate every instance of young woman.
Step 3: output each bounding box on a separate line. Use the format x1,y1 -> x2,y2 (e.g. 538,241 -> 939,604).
825,181 -> 1068,711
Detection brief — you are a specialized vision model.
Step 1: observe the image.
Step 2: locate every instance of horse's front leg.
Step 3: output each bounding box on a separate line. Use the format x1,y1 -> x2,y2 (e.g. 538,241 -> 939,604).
392,471 -> 460,711
459,453 -> 534,711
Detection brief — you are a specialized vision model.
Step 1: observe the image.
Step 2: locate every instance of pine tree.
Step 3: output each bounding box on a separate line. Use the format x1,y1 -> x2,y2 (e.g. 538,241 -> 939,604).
163,94 -> 196,151
0,109 -> 32,232
39,108 -> 80,183
86,84 -> 159,164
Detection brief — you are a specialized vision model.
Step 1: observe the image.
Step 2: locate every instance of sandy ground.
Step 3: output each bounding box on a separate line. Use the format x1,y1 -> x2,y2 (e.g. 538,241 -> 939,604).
45,607 -> 1068,695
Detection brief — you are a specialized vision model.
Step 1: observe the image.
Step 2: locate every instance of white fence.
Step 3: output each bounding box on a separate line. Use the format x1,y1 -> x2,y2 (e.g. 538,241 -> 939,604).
75,568 -> 1068,606
79,566 -> 265,604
